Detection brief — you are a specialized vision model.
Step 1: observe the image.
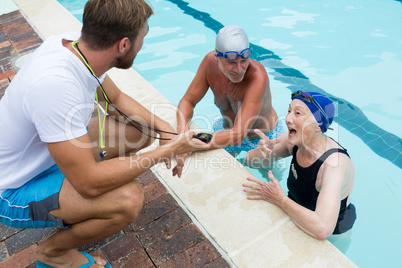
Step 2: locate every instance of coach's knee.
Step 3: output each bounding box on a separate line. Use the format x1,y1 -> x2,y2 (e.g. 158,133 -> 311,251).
140,129 -> 157,149
118,181 -> 144,224
138,136 -> 154,151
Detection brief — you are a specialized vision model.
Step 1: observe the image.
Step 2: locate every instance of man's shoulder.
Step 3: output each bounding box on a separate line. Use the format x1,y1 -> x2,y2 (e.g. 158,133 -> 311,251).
199,51 -> 218,78
38,32 -> 79,50
48,31 -> 81,41
205,50 -> 216,58
29,32 -> 83,79
201,51 -> 216,64
248,59 -> 267,73
245,60 -> 268,81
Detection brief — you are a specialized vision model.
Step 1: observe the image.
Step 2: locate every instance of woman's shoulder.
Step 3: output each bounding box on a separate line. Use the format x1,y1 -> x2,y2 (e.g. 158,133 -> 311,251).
326,137 -> 349,153
323,137 -> 353,168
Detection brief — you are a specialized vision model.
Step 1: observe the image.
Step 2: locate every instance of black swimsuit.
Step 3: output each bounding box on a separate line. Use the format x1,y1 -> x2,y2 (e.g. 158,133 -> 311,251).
287,145 -> 356,235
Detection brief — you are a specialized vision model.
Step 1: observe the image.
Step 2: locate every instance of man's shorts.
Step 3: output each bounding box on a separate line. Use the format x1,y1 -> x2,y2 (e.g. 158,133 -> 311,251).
0,165 -> 68,229
213,118 -> 285,153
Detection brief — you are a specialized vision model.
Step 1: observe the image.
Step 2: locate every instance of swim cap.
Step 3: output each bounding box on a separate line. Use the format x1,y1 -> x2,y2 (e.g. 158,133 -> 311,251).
292,91 -> 335,132
216,25 -> 249,53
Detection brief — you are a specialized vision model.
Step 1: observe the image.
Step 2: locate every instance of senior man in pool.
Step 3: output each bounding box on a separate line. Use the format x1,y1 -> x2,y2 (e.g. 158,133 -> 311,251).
174,25 -> 284,177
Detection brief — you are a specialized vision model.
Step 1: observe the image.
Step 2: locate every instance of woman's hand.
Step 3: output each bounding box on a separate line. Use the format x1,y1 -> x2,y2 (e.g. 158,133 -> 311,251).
243,130 -> 282,168
242,170 -> 287,207
254,129 -> 281,158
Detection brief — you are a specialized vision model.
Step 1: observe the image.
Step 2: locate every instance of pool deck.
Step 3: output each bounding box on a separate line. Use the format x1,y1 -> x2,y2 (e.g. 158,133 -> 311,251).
0,0 -> 357,267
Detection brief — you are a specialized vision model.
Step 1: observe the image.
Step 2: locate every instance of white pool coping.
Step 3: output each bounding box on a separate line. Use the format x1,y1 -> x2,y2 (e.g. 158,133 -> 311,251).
7,0 -> 357,266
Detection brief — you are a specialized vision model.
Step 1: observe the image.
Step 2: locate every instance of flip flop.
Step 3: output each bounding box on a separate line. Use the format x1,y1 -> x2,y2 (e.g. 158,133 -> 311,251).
36,251 -> 111,268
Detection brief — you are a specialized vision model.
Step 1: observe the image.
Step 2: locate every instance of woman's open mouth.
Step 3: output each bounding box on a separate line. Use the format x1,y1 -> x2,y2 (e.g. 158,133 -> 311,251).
288,127 -> 297,137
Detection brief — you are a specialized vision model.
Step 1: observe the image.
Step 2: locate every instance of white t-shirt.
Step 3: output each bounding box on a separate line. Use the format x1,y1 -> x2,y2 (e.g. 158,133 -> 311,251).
0,32 -> 105,193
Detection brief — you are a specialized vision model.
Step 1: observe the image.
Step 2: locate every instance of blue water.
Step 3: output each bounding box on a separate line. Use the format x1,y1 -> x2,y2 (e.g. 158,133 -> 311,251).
59,0 -> 402,267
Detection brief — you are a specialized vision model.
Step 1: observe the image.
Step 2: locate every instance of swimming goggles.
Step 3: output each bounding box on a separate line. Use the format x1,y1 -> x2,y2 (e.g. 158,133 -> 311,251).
215,48 -> 252,61
291,90 -> 330,126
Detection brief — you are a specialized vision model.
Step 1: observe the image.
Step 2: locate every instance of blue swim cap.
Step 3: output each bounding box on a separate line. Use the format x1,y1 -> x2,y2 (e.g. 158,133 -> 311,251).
291,91 -> 335,132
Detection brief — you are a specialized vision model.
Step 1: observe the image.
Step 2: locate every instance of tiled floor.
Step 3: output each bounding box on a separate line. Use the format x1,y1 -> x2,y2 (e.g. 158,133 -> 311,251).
0,10 -> 230,268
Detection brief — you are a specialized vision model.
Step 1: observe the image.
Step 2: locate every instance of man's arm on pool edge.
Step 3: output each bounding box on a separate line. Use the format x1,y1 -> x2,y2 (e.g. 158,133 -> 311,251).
174,57 -> 211,177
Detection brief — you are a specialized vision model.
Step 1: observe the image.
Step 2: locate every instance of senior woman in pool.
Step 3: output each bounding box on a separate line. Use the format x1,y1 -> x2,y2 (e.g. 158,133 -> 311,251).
242,91 -> 356,240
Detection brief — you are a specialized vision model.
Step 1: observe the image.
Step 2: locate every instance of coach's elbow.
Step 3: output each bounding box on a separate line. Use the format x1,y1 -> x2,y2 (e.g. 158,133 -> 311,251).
76,185 -> 99,199
73,177 -> 103,199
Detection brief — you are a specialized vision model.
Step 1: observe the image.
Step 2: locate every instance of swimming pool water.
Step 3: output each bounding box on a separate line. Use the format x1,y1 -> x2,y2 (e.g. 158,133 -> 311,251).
59,0 -> 402,267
